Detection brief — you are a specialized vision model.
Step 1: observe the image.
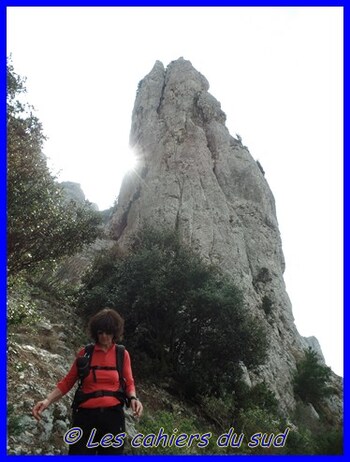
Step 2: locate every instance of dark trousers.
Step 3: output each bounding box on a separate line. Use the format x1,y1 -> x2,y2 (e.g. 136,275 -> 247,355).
67,405 -> 125,455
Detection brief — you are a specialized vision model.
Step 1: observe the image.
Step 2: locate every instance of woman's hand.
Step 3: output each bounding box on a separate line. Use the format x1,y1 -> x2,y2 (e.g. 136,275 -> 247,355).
32,398 -> 50,421
130,398 -> 143,418
32,387 -> 63,421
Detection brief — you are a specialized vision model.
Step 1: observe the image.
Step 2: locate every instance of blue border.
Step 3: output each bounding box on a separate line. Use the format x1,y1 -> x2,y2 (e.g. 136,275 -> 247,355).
1,0 -> 7,458
343,2 -> 347,459
3,1 -> 346,461
2,1 -> 347,6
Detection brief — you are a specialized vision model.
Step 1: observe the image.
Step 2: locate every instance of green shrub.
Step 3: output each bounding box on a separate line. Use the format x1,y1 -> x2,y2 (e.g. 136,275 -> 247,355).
238,381 -> 279,415
200,393 -> 237,431
235,407 -> 288,455
291,401 -> 343,455
7,275 -> 41,326
131,410 -> 204,455
282,426 -> 315,455
131,409 -> 246,455
314,427 -> 343,454
7,404 -> 24,437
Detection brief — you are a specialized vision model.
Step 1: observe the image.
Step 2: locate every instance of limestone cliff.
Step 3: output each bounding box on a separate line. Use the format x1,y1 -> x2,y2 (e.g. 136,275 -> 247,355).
108,58 -> 341,417
60,181 -> 99,210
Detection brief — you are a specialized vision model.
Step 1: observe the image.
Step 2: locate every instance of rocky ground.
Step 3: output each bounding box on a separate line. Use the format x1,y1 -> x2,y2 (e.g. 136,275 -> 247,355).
7,295 -> 81,455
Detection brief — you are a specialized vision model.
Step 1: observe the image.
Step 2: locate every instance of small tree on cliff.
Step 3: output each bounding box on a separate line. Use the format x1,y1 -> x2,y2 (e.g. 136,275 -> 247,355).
293,347 -> 332,407
7,60 -> 101,275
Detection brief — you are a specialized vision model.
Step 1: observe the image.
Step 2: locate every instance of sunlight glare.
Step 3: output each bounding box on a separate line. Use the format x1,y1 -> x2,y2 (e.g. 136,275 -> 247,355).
119,147 -> 138,174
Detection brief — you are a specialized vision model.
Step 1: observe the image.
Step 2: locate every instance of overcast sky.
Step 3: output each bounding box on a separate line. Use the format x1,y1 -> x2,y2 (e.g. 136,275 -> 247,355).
7,6 -> 343,376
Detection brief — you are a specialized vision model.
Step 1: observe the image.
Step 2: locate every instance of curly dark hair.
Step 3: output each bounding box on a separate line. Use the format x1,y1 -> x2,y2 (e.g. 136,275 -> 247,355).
88,308 -> 124,343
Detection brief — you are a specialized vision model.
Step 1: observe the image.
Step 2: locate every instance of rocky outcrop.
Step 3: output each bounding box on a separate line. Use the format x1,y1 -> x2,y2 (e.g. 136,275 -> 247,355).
60,181 -> 86,204
7,300 -> 78,455
60,181 -> 98,210
109,58 -> 342,418
302,336 -> 325,362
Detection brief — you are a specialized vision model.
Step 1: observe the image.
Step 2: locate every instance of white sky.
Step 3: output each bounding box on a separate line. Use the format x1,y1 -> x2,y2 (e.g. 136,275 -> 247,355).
7,7 -> 343,377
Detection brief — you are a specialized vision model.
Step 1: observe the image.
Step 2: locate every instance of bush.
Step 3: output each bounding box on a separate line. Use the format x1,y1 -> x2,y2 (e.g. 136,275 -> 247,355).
235,381 -> 279,415
200,393 -> 237,431
132,410 -> 204,455
291,401 -> 343,455
7,404 -> 24,437
235,407 -> 288,455
282,426 -> 315,455
314,427 -> 343,454
132,408 -> 244,455
7,275 -> 41,327
293,347 -> 332,408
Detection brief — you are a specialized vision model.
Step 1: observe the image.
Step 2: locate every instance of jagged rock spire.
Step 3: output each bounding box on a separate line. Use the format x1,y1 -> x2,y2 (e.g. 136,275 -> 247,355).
109,58 -> 341,417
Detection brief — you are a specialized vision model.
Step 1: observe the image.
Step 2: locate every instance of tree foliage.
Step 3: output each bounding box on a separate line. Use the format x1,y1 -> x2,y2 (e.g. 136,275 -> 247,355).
78,226 -> 269,398
293,347 -> 332,407
7,61 -> 101,275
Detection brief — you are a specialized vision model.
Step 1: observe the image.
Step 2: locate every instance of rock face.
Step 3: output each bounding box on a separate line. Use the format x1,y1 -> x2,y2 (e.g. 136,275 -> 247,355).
109,58 -> 341,416
302,336 -> 325,362
60,181 -> 86,204
60,181 -> 99,210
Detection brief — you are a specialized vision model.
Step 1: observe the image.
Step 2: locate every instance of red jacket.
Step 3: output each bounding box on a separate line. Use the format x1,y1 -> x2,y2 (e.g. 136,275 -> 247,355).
57,343 -> 136,408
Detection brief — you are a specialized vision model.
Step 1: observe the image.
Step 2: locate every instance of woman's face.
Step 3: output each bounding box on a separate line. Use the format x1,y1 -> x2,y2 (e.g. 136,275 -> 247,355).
97,330 -> 114,349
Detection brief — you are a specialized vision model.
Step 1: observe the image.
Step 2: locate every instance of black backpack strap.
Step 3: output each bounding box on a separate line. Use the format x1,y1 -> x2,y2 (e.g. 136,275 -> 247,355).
84,343 -> 96,381
116,344 -> 129,406
72,343 -> 94,411
84,343 -> 95,355
116,344 -> 125,387
75,343 -> 95,383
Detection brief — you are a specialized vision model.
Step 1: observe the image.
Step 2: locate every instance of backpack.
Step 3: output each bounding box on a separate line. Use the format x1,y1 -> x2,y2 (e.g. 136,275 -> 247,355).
71,343 -> 129,412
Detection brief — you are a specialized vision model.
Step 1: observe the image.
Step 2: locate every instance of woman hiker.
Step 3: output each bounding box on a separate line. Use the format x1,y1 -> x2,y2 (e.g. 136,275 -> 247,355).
32,308 -> 143,455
